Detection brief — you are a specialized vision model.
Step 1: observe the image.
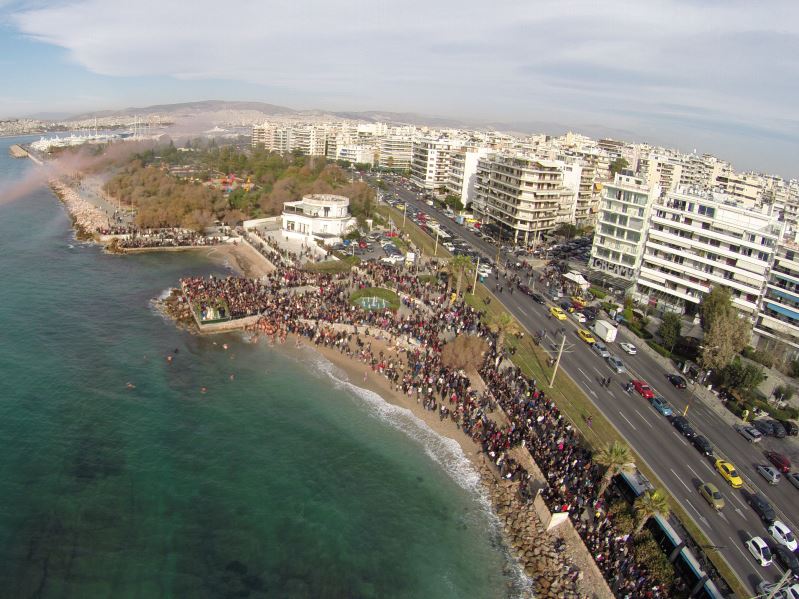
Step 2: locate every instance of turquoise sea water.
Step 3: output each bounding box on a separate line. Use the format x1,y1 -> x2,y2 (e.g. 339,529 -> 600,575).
0,137 -> 525,598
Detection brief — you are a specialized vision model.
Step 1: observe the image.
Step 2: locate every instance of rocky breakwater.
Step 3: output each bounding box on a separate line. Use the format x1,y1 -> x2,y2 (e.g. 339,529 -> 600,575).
49,180 -> 109,240
478,462 -> 583,599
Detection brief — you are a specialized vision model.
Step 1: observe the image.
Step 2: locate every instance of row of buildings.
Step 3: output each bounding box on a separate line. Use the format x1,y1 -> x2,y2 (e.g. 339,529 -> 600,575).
589,172 -> 799,363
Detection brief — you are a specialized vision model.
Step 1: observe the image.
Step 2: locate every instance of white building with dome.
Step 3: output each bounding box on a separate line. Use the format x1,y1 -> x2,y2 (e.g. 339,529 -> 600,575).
281,194 -> 357,244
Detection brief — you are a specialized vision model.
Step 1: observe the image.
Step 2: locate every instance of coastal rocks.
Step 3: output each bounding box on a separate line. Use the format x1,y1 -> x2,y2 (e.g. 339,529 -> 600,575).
479,463 -> 582,599
50,179 -> 109,239
153,288 -> 195,329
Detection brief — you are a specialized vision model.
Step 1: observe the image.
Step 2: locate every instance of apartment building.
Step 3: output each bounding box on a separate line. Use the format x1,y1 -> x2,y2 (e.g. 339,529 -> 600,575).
638,154 -> 683,195
378,136 -> 413,170
714,171 -> 764,206
636,190 -> 780,318
410,138 -> 464,192
473,154 -> 574,244
589,173 -> 660,283
446,146 -> 491,208
753,239 -> 799,362
335,145 -> 375,166
251,123 -> 327,156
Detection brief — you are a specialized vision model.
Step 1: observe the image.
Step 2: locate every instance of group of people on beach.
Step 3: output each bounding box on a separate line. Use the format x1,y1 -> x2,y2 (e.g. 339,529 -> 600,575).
114,228 -> 223,249
176,260 -> 679,598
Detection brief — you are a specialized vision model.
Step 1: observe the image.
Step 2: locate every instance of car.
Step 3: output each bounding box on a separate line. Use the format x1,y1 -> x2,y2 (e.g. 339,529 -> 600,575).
753,419 -> 776,436
746,536 -> 773,566
606,355 -> 625,374
692,435 -> 714,457
631,380 -> 654,399
734,424 -> 763,443
572,311 -> 587,323
770,420 -> 787,438
749,494 -> 776,523
577,328 -> 596,343
779,419 -> 799,436
773,545 -> 799,578
592,341 -> 610,358
715,459 -> 743,488
530,293 -> 546,304
789,472 -> 799,489
767,451 -> 792,473
667,374 -> 688,389
757,464 -> 782,485
672,416 -> 697,439
769,521 -> 798,552
619,342 -> 637,355
699,482 -> 725,511
649,396 -> 673,416
757,581 -> 799,599
571,295 -> 587,308
380,255 -> 404,265
550,306 -> 567,320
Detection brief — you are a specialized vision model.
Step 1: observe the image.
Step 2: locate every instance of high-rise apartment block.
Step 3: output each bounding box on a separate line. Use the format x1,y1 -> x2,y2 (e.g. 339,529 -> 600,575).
753,239 -> 799,363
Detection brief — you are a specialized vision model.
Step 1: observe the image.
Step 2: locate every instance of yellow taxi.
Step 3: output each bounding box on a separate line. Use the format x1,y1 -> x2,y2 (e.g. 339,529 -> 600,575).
550,306 -> 567,320
571,295 -> 587,308
715,459 -> 743,488
577,329 -> 596,343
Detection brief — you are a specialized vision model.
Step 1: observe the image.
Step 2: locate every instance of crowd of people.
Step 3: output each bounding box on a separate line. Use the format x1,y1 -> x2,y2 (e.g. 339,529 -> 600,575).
176,261 -> 688,598
116,228 -> 224,249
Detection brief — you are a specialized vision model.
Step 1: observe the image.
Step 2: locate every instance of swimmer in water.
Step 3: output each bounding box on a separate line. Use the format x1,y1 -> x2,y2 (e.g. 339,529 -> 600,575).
166,355 -> 173,363
126,382 -> 136,389
222,343 -> 229,350
229,374 -> 235,381
200,387 -> 207,394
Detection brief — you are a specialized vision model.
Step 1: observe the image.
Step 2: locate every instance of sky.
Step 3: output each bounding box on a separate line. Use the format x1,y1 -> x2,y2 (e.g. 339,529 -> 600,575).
1,0 -> 797,178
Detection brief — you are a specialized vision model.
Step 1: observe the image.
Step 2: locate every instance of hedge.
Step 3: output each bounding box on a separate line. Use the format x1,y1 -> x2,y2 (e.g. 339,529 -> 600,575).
589,286 -> 607,299
625,322 -> 653,340
647,340 -> 672,358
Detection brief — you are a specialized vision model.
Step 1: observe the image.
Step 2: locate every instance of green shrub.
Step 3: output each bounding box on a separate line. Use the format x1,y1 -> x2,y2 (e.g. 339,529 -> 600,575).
601,301 -> 618,314
742,346 -> 775,368
625,322 -> 653,339
589,286 -> 607,299
634,531 -> 676,590
607,501 -> 635,535
647,340 -> 672,358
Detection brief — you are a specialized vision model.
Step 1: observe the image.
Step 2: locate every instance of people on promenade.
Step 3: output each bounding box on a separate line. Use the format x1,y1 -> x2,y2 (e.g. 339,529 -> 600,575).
176,261 -> 671,598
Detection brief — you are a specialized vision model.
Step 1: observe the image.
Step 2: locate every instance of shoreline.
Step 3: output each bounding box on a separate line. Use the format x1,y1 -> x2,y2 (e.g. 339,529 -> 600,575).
288,331 -> 593,599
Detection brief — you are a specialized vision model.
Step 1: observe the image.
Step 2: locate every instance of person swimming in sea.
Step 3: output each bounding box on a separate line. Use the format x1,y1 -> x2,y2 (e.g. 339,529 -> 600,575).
126,382 -> 136,389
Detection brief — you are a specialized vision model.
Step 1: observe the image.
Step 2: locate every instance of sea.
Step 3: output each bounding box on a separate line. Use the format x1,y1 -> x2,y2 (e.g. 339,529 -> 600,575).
0,136 -> 528,598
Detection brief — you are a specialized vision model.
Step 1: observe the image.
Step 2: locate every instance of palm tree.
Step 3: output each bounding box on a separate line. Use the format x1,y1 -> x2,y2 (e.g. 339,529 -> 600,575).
594,440 -> 636,500
448,255 -> 473,297
633,489 -> 670,535
490,312 -> 520,350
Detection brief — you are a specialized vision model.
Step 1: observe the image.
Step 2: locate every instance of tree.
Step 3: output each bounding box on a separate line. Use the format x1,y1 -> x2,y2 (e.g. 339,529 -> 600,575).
718,357 -> 766,392
441,335 -> 489,371
700,311 -> 751,371
595,441 -> 635,500
490,312 -> 521,351
444,194 -> 464,212
448,255 -> 473,297
699,285 -> 733,332
554,223 -> 579,240
609,157 -> 629,177
633,489 -> 670,535
657,312 -> 682,352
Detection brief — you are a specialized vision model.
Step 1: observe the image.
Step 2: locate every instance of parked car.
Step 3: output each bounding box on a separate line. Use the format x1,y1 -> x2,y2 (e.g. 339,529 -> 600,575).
619,342 -> 637,355
770,420 -> 787,438
699,482 -> 725,511
631,380 -> 654,399
773,545 -> 799,578
692,435 -> 714,457
749,493 -> 776,523
766,451 -> 792,473
757,464 -> 782,485
592,341 -> 610,358
788,472 -> 799,489
672,416 -> 697,439
667,374 -> 688,389
769,520 -> 798,551
745,536 -> 773,566
752,419 -> 776,436
606,355 -> 625,374
649,396 -> 673,416
734,424 -> 763,443
715,459 -> 743,488
530,293 -> 546,305
779,420 -> 799,436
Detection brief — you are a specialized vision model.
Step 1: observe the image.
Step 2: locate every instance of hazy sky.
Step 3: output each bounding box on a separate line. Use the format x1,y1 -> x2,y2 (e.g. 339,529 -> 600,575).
1,1 -> 797,178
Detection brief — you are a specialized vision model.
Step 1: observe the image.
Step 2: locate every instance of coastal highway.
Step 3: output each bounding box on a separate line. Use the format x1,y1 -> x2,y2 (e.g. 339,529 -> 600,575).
382,180 -> 799,594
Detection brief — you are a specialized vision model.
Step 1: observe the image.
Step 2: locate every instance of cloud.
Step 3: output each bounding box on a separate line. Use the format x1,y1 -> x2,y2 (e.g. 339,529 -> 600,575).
6,0 -> 799,175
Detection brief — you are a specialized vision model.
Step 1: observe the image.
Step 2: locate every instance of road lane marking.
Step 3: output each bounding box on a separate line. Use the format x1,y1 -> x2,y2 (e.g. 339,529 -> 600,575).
686,464 -> 700,479
671,469 -> 691,491
633,408 -> 653,428
577,367 -> 592,382
588,389 -> 598,398
734,495 -> 748,511
718,512 -> 728,523
701,461 -> 715,475
618,411 -> 637,431
734,507 -> 748,522
730,536 -> 752,563
592,366 -> 604,377
685,498 -> 709,526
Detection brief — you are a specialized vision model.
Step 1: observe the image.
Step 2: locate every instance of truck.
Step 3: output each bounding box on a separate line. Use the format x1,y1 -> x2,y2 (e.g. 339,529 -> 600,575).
592,319 -> 618,343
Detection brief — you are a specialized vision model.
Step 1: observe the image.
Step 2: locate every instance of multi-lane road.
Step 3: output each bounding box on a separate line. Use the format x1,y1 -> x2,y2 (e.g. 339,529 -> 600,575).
382,180 -> 799,595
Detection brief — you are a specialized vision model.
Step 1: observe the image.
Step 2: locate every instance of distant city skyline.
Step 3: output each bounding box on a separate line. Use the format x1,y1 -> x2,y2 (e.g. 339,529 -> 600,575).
1,0 -> 797,178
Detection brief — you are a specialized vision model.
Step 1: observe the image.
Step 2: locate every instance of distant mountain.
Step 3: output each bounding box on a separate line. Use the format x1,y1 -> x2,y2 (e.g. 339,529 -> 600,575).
68,100 -> 297,121
329,110 -> 470,128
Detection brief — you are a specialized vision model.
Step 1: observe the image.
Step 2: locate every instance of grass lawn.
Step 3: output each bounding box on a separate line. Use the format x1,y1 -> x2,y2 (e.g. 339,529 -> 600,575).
350,287 -> 401,311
